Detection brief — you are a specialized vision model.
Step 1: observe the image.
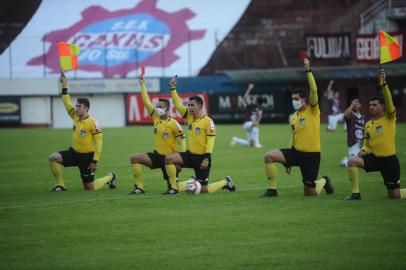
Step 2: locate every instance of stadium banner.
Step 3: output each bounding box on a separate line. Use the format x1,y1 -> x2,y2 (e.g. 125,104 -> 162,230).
126,92 -> 208,124
0,0 -> 250,78
208,92 -> 290,123
306,33 -> 351,59
356,32 -> 405,63
0,96 -> 21,125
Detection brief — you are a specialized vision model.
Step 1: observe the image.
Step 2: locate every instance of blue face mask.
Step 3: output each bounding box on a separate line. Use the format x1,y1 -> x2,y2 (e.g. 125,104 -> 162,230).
292,100 -> 303,111
156,107 -> 167,116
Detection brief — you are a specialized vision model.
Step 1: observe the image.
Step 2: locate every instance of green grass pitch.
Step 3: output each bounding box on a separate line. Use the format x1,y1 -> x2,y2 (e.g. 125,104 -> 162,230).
0,124 -> 405,270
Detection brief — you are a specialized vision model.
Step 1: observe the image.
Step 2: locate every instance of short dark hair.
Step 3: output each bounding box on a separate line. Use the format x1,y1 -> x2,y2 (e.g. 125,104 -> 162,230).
189,96 -> 203,106
77,98 -> 90,109
349,96 -> 361,103
369,96 -> 384,105
256,97 -> 264,105
291,89 -> 307,99
158,98 -> 170,109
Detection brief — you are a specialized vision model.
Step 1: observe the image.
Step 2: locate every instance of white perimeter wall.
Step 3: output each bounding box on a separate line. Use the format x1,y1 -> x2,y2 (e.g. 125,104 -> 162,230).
52,94 -> 125,128
0,78 -> 158,128
21,97 -> 52,124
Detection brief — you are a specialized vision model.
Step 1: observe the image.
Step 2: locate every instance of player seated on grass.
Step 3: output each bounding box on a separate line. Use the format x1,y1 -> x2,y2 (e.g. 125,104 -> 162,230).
262,57 -> 334,197
164,76 -> 236,194
48,73 -> 116,192
345,68 -> 405,200
129,75 -> 186,195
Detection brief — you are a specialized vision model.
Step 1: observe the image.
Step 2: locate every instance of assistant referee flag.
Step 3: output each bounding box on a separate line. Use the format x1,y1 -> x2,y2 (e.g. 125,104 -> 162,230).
58,42 -> 80,71
379,30 -> 401,64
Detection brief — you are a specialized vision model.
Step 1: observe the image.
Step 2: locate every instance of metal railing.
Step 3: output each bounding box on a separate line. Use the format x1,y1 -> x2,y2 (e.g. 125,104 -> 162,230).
360,0 -> 389,33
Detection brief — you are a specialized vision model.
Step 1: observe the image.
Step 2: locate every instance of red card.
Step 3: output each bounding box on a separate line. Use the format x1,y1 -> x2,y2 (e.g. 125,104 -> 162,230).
141,66 -> 145,75
300,50 -> 308,61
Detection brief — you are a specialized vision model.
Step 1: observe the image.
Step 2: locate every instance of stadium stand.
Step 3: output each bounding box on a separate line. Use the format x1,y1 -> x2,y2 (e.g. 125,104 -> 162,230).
0,0 -> 41,54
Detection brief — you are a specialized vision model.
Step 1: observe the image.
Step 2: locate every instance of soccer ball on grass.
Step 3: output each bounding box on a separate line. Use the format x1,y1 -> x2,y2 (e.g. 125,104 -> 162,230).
185,178 -> 201,195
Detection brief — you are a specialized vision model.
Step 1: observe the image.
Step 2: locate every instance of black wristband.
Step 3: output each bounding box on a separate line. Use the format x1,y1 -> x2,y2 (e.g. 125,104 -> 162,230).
62,88 -> 68,95
306,69 -> 312,73
203,153 -> 211,159
92,160 -> 98,163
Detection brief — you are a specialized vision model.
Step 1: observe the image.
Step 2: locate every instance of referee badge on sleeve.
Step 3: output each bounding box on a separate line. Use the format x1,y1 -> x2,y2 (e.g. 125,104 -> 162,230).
209,119 -> 215,133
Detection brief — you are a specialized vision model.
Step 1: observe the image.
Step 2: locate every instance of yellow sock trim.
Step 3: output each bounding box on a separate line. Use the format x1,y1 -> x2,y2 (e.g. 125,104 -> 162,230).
265,163 -> 278,189
208,179 -> 227,193
49,162 -> 64,186
165,164 -> 178,190
93,174 -> 113,191
349,167 -> 360,193
131,163 -> 144,189
178,180 -> 187,192
400,189 -> 406,199
315,178 -> 326,195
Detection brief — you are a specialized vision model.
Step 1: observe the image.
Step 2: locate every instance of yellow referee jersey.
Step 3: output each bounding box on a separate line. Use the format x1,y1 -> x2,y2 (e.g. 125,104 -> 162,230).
62,94 -> 102,157
362,85 -> 397,157
140,82 -> 185,155
290,71 -> 320,152
185,114 -> 216,155
170,88 -> 216,155
151,113 -> 185,155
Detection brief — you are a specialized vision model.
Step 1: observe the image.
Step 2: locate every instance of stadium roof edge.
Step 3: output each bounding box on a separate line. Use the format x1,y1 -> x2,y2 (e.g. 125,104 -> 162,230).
220,63 -> 406,83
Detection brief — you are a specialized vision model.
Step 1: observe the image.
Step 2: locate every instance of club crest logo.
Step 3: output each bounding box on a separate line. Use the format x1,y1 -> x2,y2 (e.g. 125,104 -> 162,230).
162,132 -> 169,140
375,125 -> 383,134
299,118 -> 305,126
27,0 -> 205,77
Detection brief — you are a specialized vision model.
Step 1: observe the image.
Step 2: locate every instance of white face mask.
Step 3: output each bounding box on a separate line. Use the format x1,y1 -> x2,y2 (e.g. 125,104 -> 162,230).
156,107 -> 167,116
292,100 -> 303,111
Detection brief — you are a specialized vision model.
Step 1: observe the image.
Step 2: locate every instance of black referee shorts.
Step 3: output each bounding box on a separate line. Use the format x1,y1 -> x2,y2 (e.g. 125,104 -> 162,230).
59,147 -> 94,183
180,151 -> 210,185
147,151 -> 174,181
361,154 -> 400,190
280,148 -> 320,188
